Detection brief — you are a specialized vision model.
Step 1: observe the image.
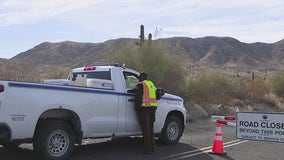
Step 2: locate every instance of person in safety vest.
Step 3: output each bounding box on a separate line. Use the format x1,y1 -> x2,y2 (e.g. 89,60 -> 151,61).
135,72 -> 157,154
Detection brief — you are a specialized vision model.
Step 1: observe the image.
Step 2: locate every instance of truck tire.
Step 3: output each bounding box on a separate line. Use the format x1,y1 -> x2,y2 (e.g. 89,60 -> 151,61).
33,120 -> 75,160
160,116 -> 183,145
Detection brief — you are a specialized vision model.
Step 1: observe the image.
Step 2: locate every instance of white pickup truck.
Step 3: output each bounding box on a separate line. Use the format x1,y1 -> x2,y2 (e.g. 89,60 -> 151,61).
0,63 -> 187,160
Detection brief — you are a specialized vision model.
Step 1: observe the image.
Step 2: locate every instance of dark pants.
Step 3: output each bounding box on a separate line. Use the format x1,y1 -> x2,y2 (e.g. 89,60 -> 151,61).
137,107 -> 157,152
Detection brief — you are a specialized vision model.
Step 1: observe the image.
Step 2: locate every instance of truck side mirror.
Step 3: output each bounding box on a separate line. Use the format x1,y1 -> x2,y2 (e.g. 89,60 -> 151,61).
156,88 -> 164,100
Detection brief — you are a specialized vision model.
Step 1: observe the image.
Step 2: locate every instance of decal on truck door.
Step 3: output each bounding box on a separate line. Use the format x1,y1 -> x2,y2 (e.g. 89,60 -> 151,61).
10,114 -> 26,121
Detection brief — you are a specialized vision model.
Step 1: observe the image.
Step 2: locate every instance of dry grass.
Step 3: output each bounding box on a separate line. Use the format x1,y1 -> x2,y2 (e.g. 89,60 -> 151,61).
185,71 -> 269,105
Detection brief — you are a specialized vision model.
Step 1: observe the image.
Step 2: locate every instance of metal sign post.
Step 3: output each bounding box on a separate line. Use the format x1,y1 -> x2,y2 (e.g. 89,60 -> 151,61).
236,112 -> 284,143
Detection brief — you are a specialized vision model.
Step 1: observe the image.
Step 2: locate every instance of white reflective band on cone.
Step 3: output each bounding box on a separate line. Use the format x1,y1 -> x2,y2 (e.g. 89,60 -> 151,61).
215,135 -> 223,141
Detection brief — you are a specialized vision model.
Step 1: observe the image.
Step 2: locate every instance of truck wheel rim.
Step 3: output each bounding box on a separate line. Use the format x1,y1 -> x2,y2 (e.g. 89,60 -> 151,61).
47,130 -> 69,157
167,121 -> 179,141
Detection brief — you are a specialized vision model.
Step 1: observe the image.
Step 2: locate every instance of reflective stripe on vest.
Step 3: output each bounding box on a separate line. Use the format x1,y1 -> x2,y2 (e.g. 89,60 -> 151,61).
140,80 -> 157,107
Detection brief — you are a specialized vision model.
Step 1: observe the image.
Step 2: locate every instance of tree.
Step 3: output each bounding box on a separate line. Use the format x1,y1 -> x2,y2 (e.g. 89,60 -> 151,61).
107,27 -> 188,95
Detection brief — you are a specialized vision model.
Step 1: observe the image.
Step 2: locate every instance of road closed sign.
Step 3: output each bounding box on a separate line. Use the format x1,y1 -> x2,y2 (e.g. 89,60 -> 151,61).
237,112 -> 284,143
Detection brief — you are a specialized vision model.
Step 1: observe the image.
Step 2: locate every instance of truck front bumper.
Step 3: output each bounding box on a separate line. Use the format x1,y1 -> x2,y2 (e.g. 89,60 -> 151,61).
0,123 -> 11,143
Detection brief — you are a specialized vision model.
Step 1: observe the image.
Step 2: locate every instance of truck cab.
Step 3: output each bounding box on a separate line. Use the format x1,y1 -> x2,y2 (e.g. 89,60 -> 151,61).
65,64 -> 168,136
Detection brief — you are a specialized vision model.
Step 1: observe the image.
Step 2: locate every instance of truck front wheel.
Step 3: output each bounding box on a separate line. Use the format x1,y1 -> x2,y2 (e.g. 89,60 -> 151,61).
160,116 -> 183,145
33,120 -> 75,160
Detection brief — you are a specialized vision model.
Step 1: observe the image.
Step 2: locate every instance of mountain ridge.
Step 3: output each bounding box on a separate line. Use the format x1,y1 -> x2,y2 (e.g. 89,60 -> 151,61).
2,36 -> 284,79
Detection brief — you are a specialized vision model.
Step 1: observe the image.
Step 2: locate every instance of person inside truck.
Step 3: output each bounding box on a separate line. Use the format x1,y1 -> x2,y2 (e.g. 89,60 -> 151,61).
135,72 -> 157,154
72,73 -> 77,81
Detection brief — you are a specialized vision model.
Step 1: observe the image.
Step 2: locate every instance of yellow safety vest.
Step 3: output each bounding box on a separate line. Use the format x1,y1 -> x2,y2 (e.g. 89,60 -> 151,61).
140,80 -> 157,107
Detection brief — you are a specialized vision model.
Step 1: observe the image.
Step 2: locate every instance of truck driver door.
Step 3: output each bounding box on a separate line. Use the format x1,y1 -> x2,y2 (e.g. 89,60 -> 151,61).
124,72 -> 141,134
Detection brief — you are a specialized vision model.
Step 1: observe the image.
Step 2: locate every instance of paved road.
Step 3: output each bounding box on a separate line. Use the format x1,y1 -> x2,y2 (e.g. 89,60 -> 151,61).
1,119 -> 284,160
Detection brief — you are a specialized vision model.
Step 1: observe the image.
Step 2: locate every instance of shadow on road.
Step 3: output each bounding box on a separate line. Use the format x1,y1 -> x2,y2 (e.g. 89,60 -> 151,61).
0,137 -> 215,160
0,145 -> 34,160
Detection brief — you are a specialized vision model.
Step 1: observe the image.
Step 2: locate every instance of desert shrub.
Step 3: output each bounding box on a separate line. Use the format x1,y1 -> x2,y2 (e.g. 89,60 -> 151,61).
185,71 -> 269,104
107,41 -> 188,95
185,72 -> 234,104
46,66 -> 71,79
232,78 -> 269,103
0,61 -> 35,82
246,79 -> 269,102
269,69 -> 284,97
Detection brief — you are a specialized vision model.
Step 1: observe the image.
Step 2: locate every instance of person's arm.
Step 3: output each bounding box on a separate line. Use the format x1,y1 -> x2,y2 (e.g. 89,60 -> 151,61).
135,83 -> 143,111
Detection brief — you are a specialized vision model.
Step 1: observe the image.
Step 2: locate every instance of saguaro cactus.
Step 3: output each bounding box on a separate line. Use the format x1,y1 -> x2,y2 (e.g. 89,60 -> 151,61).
139,25 -> 144,45
148,33 -> 152,46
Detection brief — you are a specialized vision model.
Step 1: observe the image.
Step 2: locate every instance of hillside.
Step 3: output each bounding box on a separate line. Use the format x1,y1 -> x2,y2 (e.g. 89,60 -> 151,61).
160,37 -> 281,70
10,38 -> 135,67
2,36 -> 284,80
0,58 -> 7,66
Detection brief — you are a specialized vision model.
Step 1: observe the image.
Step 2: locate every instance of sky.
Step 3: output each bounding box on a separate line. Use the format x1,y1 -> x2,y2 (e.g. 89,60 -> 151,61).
1,0 -> 284,59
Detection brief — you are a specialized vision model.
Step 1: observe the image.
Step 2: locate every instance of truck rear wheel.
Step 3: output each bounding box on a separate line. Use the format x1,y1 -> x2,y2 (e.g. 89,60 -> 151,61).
33,120 -> 75,160
160,116 -> 183,145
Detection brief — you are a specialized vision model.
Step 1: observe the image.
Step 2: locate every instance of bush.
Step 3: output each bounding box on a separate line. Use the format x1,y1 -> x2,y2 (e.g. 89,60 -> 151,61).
0,61 -> 35,82
232,78 -> 269,103
185,71 -> 234,104
269,69 -> 284,97
185,71 -> 269,104
46,66 -> 71,79
107,41 -> 188,95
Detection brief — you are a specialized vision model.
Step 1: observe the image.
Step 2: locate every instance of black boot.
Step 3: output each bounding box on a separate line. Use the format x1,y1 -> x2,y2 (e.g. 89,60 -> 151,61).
152,145 -> 156,153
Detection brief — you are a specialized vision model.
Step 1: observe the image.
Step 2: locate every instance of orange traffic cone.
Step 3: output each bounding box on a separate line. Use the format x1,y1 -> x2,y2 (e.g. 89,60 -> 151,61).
209,123 -> 226,155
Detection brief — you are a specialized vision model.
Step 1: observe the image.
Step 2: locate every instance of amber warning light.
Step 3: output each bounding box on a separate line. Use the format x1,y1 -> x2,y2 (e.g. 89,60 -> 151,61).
0,84 -> 4,92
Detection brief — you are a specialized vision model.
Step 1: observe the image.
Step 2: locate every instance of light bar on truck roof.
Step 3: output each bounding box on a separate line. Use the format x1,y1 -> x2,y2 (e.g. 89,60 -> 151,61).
87,62 -> 125,67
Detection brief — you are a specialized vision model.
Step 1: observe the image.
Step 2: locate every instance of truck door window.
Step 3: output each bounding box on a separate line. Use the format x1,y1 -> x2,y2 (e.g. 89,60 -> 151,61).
123,72 -> 139,91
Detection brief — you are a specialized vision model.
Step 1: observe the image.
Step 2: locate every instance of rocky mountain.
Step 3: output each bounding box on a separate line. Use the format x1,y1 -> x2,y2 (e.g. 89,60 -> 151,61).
2,36 -> 284,80
0,58 -> 7,62
10,39 -> 134,67
0,58 -> 8,66
160,37 -> 281,70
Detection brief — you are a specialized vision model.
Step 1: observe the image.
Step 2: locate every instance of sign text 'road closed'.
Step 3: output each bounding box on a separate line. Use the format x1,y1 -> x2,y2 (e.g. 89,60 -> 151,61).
237,112 -> 284,143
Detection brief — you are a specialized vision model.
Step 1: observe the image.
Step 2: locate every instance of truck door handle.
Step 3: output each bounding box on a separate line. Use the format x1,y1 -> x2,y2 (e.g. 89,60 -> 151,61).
128,99 -> 135,102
